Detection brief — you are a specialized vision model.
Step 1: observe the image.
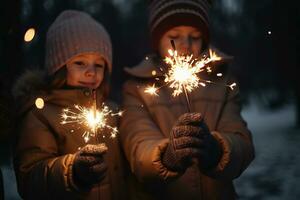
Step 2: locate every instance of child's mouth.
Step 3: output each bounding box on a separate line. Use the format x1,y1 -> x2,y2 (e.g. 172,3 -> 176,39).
79,81 -> 97,88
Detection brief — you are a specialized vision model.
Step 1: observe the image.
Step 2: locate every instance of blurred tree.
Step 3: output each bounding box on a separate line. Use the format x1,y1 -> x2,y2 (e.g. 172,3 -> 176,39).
271,0 -> 300,125
0,3 -> 20,199
0,0 -> 22,93
0,0 -> 20,162
113,0 -> 150,101
0,169 -> 3,200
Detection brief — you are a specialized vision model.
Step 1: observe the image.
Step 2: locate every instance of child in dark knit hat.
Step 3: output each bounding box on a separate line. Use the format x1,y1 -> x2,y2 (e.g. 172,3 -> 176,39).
13,10 -> 126,200
120,0 -> 254,199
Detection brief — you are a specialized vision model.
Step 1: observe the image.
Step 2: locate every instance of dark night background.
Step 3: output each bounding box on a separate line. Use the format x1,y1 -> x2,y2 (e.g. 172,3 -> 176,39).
0,0 -> 299,199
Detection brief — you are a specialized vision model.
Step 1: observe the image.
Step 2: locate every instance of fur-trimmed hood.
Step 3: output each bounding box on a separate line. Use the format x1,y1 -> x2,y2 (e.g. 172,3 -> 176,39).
12,70 -> 48,102
12,70 -> 50,115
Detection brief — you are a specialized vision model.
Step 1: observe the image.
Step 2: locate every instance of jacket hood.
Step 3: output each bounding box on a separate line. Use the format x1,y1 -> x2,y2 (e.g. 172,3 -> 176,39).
124,46 -> 233,78
12,70 -> 48,101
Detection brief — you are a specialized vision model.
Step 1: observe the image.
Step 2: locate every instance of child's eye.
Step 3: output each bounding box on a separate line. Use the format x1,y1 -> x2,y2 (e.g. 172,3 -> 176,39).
191,36 -> 201,40
168,35 -> 179,40
191,33 -> 201,40
74,61 -> 85,66
95,64 -> 104,68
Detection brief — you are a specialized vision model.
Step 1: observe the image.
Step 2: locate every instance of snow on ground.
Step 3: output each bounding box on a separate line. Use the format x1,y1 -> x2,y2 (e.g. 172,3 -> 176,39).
235,99 -> 300,199
1,163 -> 20,200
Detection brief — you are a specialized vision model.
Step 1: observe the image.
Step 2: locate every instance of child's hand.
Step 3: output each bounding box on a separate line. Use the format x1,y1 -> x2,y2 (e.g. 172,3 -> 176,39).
196,120 -> 222,170
72,144 -> 108,188
162,113 -> 204,172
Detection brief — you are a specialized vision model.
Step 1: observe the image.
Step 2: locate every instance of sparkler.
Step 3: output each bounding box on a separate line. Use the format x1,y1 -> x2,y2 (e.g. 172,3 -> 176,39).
60,90 -> 123,143
144,83 -> 159,96
144,40 -> 237,111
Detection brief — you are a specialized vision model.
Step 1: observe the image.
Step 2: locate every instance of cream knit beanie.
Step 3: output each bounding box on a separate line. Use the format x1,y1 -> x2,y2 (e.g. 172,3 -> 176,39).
45,10 -> 112,74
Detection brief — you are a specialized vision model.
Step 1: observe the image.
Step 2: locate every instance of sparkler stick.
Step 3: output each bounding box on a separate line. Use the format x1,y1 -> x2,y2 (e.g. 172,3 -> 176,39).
182,85 -> 192,112
171,40 -> 202,168
92,89 -> 99,143
93,89 -> 97,118
171,39 -> 192,112
170,39 -> 176,51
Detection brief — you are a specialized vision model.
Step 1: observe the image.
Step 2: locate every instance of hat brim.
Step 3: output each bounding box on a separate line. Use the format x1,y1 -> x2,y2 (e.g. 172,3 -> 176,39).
150,13 -> 210,51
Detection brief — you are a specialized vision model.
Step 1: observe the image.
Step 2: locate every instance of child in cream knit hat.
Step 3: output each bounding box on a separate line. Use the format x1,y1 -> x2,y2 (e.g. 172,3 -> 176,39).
13,10 -> 126,200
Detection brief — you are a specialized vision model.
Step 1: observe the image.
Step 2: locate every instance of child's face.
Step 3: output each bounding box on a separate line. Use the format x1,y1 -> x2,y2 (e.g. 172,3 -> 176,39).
66,53 -> 105,89
158,26 -> 203,58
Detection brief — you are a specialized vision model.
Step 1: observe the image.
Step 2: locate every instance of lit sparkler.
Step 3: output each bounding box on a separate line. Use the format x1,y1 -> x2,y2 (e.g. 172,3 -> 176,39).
60,90 -> 123,143
144,40 -> 237,104
164,47 -> 223,97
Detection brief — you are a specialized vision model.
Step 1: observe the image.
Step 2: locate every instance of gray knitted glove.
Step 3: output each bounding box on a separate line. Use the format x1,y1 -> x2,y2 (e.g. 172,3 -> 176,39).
162,113 -> 204,172
73,144 -> 108,188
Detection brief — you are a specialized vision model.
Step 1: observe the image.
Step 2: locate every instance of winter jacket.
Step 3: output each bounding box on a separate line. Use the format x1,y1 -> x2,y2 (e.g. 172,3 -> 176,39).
13,71 -> 126,200
120,49 -> 255,200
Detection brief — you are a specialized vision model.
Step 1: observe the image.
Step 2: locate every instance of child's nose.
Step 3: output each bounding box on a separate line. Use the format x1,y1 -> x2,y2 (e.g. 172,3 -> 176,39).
85,65 -> 96,77
178,36 -> 191,55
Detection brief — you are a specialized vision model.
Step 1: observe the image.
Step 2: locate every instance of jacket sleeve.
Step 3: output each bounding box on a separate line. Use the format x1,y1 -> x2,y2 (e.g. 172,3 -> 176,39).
206,85 -> 255,180
14,110 -> 88,199
120,81 -> 179,183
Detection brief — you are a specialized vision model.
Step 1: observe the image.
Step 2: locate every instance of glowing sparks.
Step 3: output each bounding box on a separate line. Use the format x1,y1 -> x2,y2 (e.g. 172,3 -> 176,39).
207,67 -> 212,73
200,82 -> 206,87
208,49 -> 222,62
164,49 -> 222,97
61,103 -> 122,143
144,46 -> 237,100
144,84 -> 159,96
229,82 -> 237,90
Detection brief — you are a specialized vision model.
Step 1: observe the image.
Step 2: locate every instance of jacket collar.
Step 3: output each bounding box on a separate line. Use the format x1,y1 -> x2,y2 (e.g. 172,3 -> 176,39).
13,69 -> 106,115
124,46 -> 233,78
18,88 -> 104,117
